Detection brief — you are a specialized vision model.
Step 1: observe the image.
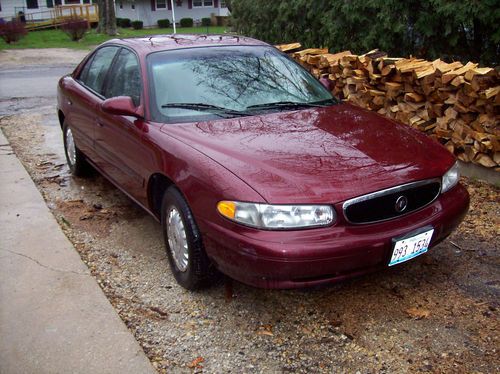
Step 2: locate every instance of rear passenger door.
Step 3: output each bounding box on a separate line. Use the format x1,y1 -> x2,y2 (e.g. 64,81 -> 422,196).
66,46 -> 119,162
95,47 -> 148,200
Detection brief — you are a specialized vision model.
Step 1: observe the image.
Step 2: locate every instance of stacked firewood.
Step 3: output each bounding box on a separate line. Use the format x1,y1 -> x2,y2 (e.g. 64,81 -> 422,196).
276,43 -> 500,170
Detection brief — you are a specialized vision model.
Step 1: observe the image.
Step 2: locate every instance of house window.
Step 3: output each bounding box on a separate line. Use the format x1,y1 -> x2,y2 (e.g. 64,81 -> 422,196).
26,0 -> 39,9
156,0 -> 166,8
64,0 -> 81,4
131,4 -> 135,9
193,0 -> 212,7
220,0 -> 226,7
46,0 -> 53,8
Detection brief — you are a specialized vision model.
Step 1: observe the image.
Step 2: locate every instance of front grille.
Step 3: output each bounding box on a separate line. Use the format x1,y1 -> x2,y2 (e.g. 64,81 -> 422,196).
343,179 -> 441,224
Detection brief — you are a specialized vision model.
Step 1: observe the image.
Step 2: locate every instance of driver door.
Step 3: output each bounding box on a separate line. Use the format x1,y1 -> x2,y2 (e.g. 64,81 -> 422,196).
94,47 -> 148,200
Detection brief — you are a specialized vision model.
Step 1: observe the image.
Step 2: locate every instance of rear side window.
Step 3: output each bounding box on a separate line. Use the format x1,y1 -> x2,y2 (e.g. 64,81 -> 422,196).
104,48 -> 142,106
79,46 -> 119,95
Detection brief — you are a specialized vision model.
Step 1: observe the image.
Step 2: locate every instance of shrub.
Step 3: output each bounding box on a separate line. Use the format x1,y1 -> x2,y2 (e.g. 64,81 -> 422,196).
0,20 -> 27,44
179,18 -> 193,27
201,17 -> 211,27
116,17 -> 123,25
118,18 -> 131,28
61,17 -> 89,41
215,15 -> 228,26
157,18 -> 171,28
131,20 -> 143,30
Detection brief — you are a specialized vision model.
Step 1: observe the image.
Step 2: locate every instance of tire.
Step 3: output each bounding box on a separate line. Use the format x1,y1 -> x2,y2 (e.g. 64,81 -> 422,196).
63,121 -> 92,177
161,186 -> 216,290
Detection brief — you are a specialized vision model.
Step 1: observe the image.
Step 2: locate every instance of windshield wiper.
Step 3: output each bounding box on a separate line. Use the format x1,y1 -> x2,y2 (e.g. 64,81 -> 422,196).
246,99 -> 334,111
161,103 -> 250,117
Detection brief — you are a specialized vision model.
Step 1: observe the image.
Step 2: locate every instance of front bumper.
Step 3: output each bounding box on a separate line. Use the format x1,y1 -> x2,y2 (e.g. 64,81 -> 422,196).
200,184 -> 470,289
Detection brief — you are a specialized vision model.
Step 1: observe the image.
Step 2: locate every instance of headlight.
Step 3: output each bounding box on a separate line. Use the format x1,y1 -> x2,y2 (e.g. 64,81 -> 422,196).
441,161 -> 460,193
217,201 -> 335,229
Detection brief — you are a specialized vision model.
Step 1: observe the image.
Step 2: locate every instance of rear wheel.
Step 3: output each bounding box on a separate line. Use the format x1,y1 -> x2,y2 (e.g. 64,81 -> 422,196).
161,186 -> 216,290
63,121 -> 92,177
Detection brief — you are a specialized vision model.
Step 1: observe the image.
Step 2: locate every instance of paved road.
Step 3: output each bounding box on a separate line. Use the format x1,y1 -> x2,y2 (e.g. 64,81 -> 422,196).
0,65 -> 71,100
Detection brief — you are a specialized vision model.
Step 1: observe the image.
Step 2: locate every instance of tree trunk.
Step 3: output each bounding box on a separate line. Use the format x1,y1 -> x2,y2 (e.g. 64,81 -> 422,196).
97,0 -> 117,36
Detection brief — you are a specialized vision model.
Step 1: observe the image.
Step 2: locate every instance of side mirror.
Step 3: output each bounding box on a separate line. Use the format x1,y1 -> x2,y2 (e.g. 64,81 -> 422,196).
319,77 -> 332,91
101,96 -> 141,118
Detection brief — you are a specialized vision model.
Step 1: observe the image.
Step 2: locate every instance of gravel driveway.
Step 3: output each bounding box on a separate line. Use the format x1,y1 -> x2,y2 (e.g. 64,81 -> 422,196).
1,49 -> 498,373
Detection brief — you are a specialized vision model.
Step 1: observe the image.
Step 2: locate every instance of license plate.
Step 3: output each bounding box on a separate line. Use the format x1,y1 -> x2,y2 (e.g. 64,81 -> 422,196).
389,228 -> 434,266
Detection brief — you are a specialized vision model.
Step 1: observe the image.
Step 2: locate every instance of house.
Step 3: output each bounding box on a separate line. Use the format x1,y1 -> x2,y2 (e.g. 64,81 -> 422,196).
0,0 -> 94,20
115,0 -> 229,28
0,0 -> 228,27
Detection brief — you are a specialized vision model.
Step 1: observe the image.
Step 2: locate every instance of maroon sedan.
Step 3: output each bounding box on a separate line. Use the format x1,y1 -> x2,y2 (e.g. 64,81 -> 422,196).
57,35 -> 469,289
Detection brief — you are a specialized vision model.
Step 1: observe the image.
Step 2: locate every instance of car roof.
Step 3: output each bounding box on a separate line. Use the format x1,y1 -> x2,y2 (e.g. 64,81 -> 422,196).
103,34 -> 271,55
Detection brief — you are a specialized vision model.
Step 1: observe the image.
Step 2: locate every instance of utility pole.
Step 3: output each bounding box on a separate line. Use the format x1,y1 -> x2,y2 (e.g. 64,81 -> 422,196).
170,0 -> 176,34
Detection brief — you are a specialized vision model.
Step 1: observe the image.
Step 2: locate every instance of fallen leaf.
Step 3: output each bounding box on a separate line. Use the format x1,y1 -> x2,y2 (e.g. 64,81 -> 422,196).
406,307 -> 430,320
187,356 -> 204,369
256,324 -> 273,336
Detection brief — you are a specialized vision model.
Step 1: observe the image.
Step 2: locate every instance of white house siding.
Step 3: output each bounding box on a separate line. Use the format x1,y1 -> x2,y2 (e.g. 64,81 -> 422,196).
115,0 -> 229,28
0,0 -> 93,21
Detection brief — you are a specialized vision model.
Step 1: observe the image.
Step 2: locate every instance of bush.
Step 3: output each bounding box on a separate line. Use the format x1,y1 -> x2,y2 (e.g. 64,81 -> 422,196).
0,20 -> 27,44
118,18 -> 131,28
157,18 -> 171,28
131,20 -> 143,30
201,17 -> 211,27
61,17 -> 89,41
215,16 -> 228,26
230,0 -> 500,66
179,18 -> 193,27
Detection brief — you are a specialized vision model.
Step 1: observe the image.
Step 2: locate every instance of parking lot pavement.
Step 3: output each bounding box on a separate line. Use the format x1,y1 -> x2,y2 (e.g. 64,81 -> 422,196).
0,131 -> 155,374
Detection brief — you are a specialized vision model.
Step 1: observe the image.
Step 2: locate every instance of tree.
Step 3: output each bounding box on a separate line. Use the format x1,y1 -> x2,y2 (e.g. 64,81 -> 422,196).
230,0 -> 500,66
96,0 -> 117,36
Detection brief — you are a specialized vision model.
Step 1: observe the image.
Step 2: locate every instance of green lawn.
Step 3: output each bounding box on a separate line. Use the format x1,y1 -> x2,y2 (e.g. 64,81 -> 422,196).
0,26 -> 229,50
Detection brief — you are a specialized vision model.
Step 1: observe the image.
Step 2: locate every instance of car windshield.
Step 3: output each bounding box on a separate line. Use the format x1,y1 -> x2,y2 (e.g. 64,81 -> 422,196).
148,46 -> 336,123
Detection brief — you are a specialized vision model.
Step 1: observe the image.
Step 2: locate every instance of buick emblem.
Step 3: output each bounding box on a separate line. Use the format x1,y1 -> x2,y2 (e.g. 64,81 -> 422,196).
395,195 -> 408,213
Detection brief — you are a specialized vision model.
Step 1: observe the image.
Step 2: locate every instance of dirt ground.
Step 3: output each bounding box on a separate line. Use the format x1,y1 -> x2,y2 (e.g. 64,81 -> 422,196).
0,49 -> 499,373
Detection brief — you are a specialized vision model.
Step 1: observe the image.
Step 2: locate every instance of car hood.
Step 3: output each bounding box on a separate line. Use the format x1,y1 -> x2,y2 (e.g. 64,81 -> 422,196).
160,103 -> 455,204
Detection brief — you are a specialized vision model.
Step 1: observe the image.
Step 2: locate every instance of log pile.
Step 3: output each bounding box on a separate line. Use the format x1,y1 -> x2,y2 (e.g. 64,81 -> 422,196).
275,43 -> 500,170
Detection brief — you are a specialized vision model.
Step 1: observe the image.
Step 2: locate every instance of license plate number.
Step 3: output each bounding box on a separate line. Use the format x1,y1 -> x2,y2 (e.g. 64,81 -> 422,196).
389,228 -> 434,266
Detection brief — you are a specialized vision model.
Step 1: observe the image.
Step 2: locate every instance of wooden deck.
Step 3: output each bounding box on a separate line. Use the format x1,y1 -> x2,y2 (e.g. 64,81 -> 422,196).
20,5 -> 99,30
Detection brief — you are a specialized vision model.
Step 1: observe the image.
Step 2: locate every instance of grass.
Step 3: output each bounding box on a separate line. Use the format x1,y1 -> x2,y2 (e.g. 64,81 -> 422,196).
0,26 -> 228,50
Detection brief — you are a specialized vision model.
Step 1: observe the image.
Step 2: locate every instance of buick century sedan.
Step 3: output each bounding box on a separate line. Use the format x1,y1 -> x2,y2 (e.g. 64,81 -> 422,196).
57,35 -> 469,289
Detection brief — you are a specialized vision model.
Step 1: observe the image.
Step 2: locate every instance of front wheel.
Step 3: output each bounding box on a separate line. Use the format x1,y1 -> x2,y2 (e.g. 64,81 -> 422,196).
63,121 -> 92,177
161,187 -> 217,290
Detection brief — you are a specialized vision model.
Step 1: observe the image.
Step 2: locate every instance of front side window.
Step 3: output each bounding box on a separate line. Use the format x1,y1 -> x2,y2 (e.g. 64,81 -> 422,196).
148,46 -> 334,123
156,0 -> 166,8
79,46 -> 119,95
105,49 -> 142,106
